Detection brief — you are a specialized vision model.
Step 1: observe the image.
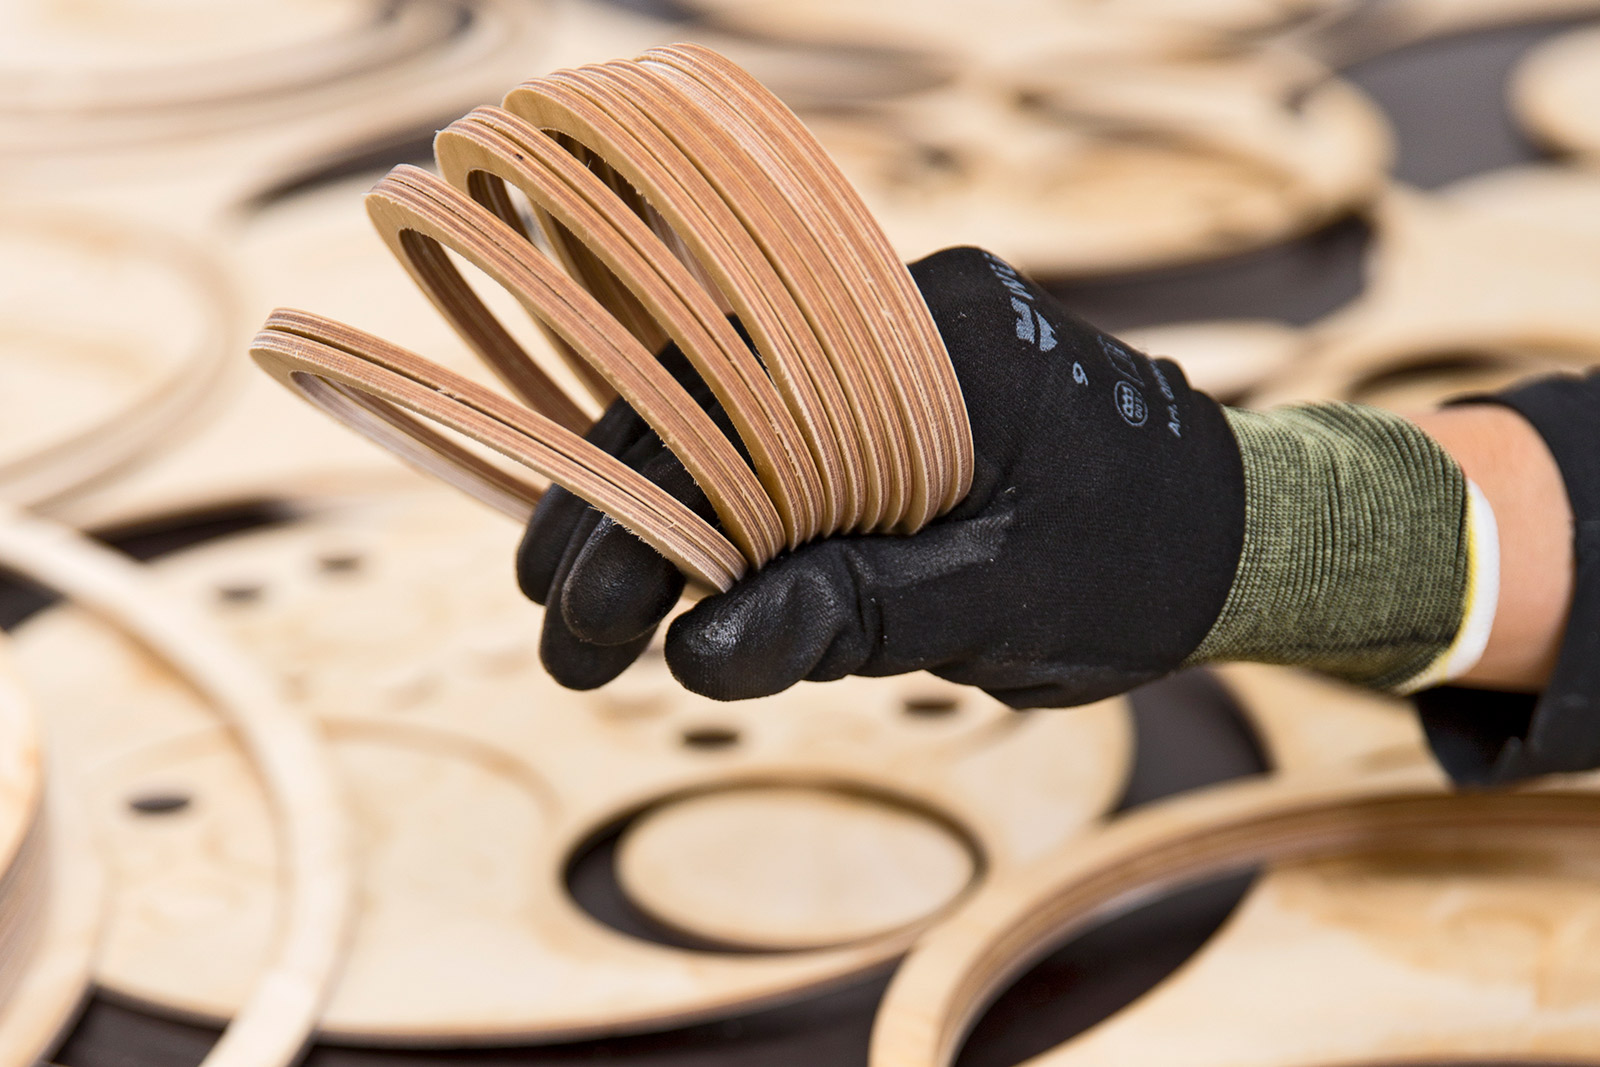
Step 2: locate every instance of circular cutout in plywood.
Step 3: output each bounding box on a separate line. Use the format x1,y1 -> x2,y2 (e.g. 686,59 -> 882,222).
81,718 -> 564,1036
813,62 -> 1388,275
617,785 -> 979,951
0,210 -> 234,511
11,487 -> 1132,1044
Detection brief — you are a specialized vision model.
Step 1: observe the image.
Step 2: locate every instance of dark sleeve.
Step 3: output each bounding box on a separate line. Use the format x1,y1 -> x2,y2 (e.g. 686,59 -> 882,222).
1412,370 -> 1600,786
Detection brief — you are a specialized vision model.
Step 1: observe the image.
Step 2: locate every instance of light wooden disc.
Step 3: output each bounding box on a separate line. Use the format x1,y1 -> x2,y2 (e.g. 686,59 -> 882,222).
1514,23 -> 1600,159
12,487 -> 1132,1044
953,669 -> 1600,1067
0,209 -> 233,510
618,784 -> 978,951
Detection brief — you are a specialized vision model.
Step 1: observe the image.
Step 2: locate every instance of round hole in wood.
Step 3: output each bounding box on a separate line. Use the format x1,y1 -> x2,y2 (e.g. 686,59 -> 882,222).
904,694 -> 960,717
126,791 -> 192,816
681,726 -> 740,750
316,551 -> 363,574
215,582 -> 263,605
616,784 -> 979,951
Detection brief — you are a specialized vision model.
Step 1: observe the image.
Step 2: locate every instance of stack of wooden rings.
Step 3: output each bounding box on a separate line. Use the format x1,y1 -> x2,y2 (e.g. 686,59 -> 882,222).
252,44 -> 975,592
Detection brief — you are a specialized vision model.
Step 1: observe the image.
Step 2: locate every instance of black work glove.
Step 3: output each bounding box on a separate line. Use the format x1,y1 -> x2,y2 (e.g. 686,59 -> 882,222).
517,246 -> 1246,706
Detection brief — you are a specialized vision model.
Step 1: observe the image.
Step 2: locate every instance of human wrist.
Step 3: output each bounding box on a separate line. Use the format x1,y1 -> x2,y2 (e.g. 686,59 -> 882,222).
1185,403 -> 1491,691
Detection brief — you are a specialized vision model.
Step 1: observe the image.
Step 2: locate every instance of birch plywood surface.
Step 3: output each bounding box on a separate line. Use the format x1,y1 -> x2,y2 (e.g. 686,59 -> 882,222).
0,773 -> 103,1067
12,488 -> 1132,1044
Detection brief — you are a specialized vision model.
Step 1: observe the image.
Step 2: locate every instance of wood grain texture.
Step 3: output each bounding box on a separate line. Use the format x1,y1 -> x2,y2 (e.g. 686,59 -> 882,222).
11,488 -> 1132,1044
616,785 -> 979,951
868,665 -> 1600,1067
0,507 -> 351,1067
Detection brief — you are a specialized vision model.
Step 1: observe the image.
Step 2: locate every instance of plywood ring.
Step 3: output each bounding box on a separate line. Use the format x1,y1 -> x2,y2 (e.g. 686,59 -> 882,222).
0,764 -> 104,1067
11,487 -> 1132,1044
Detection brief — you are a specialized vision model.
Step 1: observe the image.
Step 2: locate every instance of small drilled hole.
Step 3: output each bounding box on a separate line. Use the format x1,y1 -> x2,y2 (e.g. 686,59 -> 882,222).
904,695 -> 960,717
127,792 -> 191,815
681,726 -> 739,750
317,552 -> 363,574
217,583 -> 262,605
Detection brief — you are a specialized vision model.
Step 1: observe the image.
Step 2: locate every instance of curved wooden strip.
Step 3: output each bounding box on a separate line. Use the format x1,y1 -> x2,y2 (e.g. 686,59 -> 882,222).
503,67 -> 856,535
591,59 -> 909,532
364,165 -> 783,565
656,43 -> 972,523
251,312 -> 746,590
0,636 -> 45,1017
435,107 -> 819,548
0,764 -> 103,1067
864,766 -> 1600,1067
0,505 -> 351,1067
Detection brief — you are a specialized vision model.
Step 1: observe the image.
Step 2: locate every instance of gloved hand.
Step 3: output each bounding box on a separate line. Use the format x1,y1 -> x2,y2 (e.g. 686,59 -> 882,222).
518,246 -> 1485,704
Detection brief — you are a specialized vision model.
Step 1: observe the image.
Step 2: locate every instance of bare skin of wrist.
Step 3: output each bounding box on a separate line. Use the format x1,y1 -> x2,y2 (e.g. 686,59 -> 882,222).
1409,405 -> 1574,692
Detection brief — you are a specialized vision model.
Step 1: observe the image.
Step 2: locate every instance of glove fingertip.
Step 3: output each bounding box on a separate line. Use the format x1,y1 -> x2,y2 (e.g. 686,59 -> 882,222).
540,608 -> 654,690
562,518 -> 685,646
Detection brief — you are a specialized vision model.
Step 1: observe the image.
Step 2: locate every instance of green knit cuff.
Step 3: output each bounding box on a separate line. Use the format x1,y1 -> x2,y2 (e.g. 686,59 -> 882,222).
1185,403 -> 1471,691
